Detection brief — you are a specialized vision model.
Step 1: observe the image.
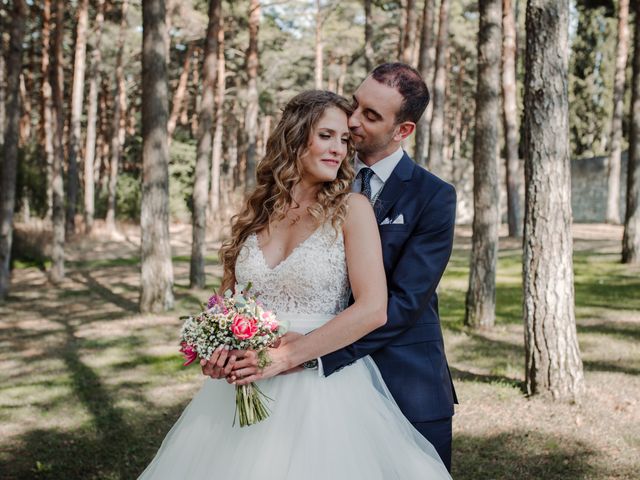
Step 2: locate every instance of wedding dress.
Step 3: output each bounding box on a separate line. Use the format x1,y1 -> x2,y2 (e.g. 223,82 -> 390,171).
138,224 -> 451,479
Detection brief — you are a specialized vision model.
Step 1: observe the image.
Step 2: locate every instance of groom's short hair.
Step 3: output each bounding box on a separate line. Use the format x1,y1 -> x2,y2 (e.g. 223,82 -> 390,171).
370,63 -> 430,124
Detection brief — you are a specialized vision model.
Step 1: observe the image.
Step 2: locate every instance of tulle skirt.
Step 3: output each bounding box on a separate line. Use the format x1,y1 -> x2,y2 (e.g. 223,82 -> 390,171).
138,315 -> 451,479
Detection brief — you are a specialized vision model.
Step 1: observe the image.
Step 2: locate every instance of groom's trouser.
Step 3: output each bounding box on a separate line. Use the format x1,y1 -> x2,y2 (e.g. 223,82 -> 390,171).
412,417 -> 452,472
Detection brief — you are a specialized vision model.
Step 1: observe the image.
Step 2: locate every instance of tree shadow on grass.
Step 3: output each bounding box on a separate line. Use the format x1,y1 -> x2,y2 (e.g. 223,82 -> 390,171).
453,431 -> 596,479
69,271 -> 138,314
577,321 -> 640,342
583,359 -> 640,376
0,401 -> 189,480
449,366 -> 524,391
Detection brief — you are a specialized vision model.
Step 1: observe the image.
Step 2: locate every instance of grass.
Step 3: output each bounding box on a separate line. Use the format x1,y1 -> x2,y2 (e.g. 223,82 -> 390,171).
0,225 -> 638,479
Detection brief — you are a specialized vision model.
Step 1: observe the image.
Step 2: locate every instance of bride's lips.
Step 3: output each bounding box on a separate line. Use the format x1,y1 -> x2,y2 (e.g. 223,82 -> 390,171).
321,159 -> 340,166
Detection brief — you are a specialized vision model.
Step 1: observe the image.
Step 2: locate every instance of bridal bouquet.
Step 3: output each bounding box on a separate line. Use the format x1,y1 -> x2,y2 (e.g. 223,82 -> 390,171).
179,283 -> 286,427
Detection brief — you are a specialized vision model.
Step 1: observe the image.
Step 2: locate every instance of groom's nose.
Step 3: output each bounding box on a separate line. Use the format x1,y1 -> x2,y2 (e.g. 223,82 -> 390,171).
348,110 -> 361,130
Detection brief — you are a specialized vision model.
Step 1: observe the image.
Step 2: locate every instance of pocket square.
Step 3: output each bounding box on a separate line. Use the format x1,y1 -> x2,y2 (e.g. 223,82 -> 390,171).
380,214 -> 404,225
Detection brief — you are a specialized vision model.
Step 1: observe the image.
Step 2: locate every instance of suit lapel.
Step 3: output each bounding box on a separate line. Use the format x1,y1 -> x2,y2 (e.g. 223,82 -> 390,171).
373,153 -> 415,224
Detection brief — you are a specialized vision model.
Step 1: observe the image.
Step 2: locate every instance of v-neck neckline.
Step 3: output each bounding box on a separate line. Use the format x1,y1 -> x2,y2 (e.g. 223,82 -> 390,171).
252,226 -> 322,271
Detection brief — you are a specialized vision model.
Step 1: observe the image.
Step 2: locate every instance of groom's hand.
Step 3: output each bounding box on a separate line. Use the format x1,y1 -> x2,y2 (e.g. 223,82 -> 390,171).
226,332 -> 304,384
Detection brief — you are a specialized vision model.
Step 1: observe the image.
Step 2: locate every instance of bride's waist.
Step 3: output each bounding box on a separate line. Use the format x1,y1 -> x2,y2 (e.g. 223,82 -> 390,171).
276,312 -> 334,334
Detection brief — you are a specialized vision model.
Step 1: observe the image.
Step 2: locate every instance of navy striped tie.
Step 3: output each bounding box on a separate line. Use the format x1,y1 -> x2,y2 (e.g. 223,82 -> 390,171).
358,167 -> 374,202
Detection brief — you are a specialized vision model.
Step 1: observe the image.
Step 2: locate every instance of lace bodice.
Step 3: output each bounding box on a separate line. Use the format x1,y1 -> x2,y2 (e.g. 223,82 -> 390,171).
235,224 -> 350,316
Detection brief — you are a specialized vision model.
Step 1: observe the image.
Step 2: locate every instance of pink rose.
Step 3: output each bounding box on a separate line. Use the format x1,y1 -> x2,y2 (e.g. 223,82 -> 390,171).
261,311 -> 279,332
179,342 -> 198,366
231,314 -> 258,340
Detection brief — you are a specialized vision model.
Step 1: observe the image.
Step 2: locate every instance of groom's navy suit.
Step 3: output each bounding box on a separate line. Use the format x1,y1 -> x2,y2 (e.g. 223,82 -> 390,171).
321,152 -> 457,469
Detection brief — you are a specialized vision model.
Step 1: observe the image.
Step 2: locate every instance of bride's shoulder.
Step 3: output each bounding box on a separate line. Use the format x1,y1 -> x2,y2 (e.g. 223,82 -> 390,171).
345,192 -> 372,210
343,193 -> 376,231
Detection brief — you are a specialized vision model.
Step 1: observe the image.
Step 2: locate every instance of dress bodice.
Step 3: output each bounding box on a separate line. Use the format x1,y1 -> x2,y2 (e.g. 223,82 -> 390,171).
235,224 -> 350,318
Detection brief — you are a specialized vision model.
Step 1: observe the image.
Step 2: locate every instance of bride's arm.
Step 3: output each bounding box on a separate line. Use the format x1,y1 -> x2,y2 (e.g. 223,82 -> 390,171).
232,193 -> 387,384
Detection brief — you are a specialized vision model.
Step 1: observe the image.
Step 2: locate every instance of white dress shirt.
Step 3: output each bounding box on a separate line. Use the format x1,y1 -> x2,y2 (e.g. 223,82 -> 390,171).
352,147 -> 405,201
316,146 -> 405,376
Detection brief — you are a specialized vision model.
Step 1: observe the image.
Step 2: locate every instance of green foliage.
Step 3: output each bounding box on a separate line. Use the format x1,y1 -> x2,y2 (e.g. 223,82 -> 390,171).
569,2 -> 616,158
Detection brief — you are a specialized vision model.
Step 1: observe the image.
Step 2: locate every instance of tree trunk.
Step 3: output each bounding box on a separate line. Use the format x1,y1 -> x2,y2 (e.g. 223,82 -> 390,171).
65,0 -> 89,236
106,0 -> 129,235
337,57 -> 347,96
523,0 -> 584,401
190,0 -> 221,289
190,47 -> 200,136
315,0 -> 323,89
401,0 -> 417,65
167,42 -> 194,142
606,0 -> 630,225
0,0 -> 27,300
209,16 -> 225,218
364,0 -> 374,72
19,73 -> 31,146
502,0 -> 522,237
623,2 -> 640,264
414,0 -> 436,165
84,0 -> 105,234
451,61 -> 465,182
96,74 -> 111,191
427,0 -> 450,175
41,0 -> 54,221
50,0 -> 66,284
140,0 -> 174,313
465,0 -> 502,329
0,7 -> 6,150
244,0 -> 260,190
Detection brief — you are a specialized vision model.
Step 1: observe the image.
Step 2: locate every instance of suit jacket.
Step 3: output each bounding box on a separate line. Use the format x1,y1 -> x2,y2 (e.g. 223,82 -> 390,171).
321,152 -> 458,422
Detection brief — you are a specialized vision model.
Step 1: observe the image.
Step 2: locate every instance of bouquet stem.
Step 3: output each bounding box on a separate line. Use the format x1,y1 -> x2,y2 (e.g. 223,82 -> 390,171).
234,383 -> 272,427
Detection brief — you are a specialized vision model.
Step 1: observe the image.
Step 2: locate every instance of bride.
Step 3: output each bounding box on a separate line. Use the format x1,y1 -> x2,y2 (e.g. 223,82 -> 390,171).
138,90 -> 451,479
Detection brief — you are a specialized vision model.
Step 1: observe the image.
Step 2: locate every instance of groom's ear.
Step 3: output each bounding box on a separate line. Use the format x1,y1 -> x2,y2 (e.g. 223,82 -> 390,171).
393,121 -> 416,142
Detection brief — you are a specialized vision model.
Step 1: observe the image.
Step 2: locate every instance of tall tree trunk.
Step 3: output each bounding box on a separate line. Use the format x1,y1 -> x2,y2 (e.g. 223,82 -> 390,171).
401,0 -> 417,64
66,0 -> 89,236
315,0 -> 323,89
209,16 -> 225,218
0,0 -> 27,300
167,42 -> 194,142
502,0 -> 522,237
106,0 -> 128,235
364,0 -> 374,71
19,73 -> 31,146
140,0 -> 174,313
0,6 -> 6,150
190,47 -> 200,136
427,0 -> 450,175
606,0 -> 630,225
337,57 -> 347,95
96,74 -> 111,191
414,0 -> 436,165
451,61 -> 465,182
50,0 -> 65,284
465,0 -> 501,329
523,0 -> 584,401
190,0 -> 221,289
623,2 -> 640,264
244,0 -> 260,190
84,0 -> 105,234
41,0 -> 54,221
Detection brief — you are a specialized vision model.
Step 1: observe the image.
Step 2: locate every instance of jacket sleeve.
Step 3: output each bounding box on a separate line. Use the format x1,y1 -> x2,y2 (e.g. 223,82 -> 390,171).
320,183 -> 456,376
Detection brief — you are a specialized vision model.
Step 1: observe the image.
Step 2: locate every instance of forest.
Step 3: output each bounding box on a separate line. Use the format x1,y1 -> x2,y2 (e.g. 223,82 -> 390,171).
0,0 -> 639,478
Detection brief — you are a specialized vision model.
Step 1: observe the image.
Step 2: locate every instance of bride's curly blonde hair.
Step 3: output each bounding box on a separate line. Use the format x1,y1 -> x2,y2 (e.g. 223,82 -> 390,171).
219,90 -> 356,292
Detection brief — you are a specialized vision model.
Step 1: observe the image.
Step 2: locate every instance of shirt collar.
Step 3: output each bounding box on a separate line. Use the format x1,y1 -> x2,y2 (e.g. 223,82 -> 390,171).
354,147 -> 404,183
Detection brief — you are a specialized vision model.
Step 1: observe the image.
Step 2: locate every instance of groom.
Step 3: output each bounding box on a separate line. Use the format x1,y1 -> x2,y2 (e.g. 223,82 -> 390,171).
323,62 -> 457,470
206,63 -> 457,471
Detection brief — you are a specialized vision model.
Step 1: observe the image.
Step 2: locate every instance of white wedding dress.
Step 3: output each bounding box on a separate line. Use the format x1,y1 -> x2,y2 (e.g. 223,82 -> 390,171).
139,224 -> 451,479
